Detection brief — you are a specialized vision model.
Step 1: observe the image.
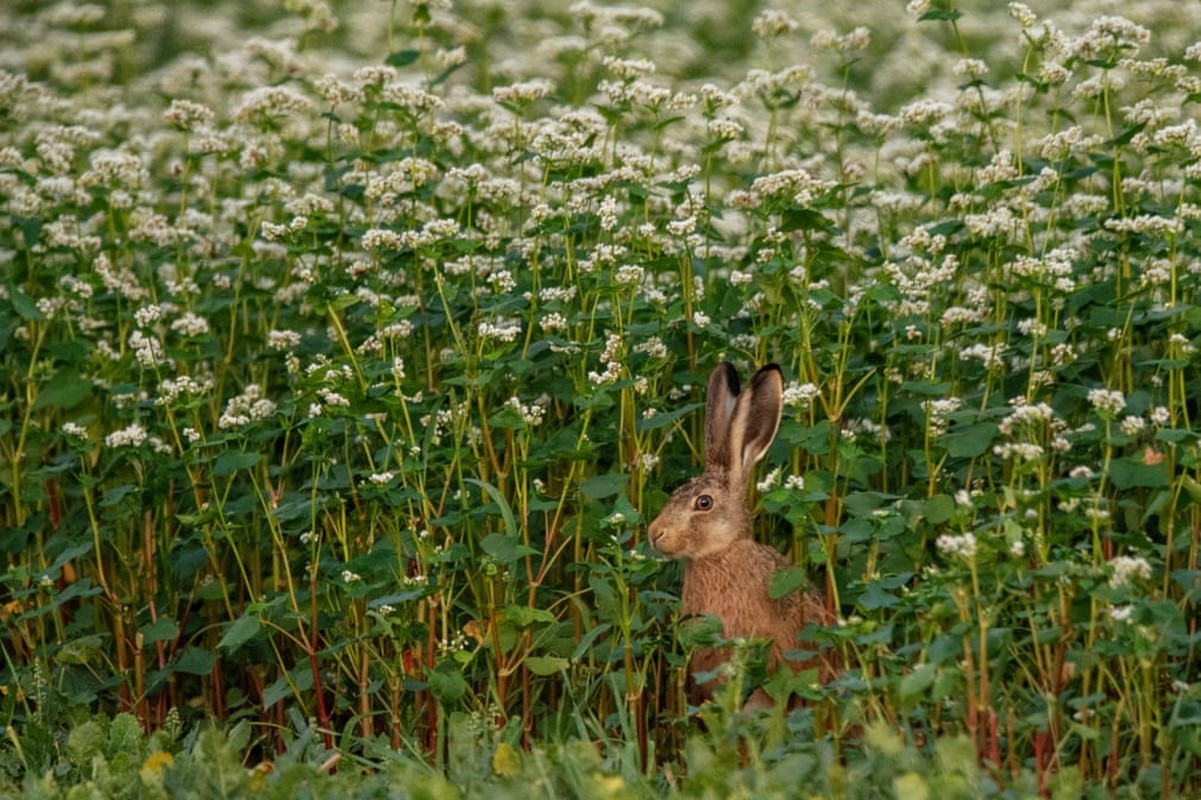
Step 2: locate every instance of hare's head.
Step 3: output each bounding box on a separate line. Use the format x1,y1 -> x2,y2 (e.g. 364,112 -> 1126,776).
647,362 -> 784,560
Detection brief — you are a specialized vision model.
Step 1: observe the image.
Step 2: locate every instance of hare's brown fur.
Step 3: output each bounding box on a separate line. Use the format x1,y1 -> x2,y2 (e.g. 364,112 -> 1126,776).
649,362 -> 836,706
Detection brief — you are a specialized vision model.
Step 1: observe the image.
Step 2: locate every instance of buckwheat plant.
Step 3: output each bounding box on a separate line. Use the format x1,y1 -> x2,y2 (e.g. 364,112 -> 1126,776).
2,0 -> 1200,794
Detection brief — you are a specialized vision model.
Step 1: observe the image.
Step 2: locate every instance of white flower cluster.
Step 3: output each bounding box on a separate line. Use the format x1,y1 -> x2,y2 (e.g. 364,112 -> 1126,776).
157,374 -> 214,405
782,381 -> 820,409
170,312 -> 210,337
478,317 -> 522,344
62,421 -> 89,441
506,394 -> 549,426
632,336 -> 667,360
218,385 -> 277,429
936,532 -> 978,561
959,343 -> 1006,371
268,329 -> 302,350
104,423 -> 170,454
1108,555 -> 1152,589
1087,388 -> 1126,417
367,471 -> 395,485
261,216 -> 307,241
129,329 -> 166,368
922,397 -> 962,438
588,331 -> 624,386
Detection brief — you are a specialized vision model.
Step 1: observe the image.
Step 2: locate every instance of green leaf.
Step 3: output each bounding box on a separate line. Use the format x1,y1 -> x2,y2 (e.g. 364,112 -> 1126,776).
635,402 -> 701,432
505,604 -> 555,627
34,369 -> 92,410
492,741 -> 522,777
106,713 -> 142,760
217,615 -> 262,653
943,423 -> 998,458
429,668 -> 467,703
385,49 -> 421,67
173,646 -> 215,676
466,478 -> 518,538
857,581 -> 899,611
10,287 -> 42,320
923,494 -> 956,524
480,532 -> 537,564
139,617 -> 179,645
769,566 -> 808,600
918,9 -> 962,22
1109,456 -> 1168,489
579,472 -> 627,500
900,662 -> 936,703
525,655 -> 569,675
843,491 -> 897,517
893,773 -> 930,800
571,623 -> 612,661
212,450 -> 261,476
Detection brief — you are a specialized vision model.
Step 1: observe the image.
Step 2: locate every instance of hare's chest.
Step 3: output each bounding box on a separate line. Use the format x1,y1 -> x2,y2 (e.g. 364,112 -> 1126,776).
680,551 -> 781,641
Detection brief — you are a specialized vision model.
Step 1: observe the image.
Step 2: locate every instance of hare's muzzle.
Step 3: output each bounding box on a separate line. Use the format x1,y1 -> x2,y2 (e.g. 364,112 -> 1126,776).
647,518 -> 666,549
647,516 -> 682,557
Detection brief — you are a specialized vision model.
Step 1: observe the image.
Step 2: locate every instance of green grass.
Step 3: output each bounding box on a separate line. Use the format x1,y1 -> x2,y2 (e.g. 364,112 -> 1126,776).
2,0 -> 1201,796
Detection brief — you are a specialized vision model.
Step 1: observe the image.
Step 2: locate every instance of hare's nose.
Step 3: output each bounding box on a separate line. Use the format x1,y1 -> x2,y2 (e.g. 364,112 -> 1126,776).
647,521 -> 664,546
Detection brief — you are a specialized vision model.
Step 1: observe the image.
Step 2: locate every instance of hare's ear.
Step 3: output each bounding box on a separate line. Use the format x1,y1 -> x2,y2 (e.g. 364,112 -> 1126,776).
704,362 -> 740,470
726,364 -> 783,487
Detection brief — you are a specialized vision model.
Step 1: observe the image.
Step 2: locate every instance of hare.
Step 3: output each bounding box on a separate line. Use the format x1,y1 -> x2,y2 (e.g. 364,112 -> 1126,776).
647,362 -> 835,708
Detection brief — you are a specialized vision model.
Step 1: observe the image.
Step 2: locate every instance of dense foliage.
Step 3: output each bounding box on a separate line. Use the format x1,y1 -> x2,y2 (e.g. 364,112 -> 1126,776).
2,0 -> 1201,795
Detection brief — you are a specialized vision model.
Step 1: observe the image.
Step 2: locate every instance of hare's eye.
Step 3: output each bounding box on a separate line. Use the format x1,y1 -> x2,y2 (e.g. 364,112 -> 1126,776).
694,494 -> 713,511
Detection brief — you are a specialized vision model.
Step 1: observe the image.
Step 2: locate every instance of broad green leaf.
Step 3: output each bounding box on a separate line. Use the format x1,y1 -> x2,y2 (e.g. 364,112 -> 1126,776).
768,566 -> 808,600
9,287 -> 41,320
505,604 -> 555,627
922,494 -> 956,524
466,478 -> 517,538
34,369 -> 91,410
524,655 -> 569,676
480,532 -> 536,564
893,773 -> 930,800
173,646 -> 215,676
429,668 -> 466,703
943,423 -> 998,458
899,662 -> 936,703
217,615 -> 261,653
635,402 -> 701,432
385,49 -> 420,67
857,582 -> 899,611
1109,456 -> 1168,489
212,449 -> 261,476
571,623 -> 612,661
579,472 -> 627,500
140,617 -> 179,645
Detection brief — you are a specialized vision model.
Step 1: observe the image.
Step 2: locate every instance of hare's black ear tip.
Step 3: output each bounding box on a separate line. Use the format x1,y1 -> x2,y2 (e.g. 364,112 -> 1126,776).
760,363 -> 782,376
711,361 -> 741,392
755,363 -> 785,393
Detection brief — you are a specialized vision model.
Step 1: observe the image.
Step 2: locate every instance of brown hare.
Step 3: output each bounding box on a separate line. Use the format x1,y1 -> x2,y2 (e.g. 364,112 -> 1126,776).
648,362 -> 836,709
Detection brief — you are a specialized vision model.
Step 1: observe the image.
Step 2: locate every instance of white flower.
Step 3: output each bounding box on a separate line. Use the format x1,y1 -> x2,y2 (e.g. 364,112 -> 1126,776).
62,422 -> 89,441
1109,555 -> 1151,588
105,423 -> 148,449
219,385 -> 277,428
1087,388 -> 1126,416
170,312 -> 210,337
783,382 -> 820,408
268,329 -> 302,350
936,532 -> 977,560
756,467 -> 782,493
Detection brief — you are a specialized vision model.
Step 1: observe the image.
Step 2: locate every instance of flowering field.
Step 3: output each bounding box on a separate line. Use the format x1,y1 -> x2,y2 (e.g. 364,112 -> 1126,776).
3,0 -> 1201,796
